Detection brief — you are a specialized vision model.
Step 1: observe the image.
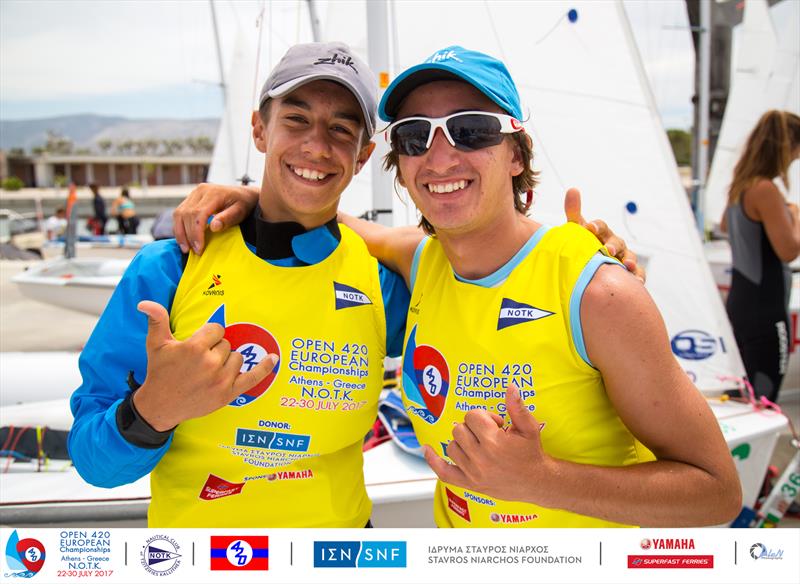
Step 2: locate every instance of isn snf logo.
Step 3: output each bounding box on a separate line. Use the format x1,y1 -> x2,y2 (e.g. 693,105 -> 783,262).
4,530 -> 46,578
314,541 -> 406,568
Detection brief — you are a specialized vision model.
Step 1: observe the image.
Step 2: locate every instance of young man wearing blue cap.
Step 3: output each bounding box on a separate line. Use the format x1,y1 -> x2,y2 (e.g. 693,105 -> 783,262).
363,45 -> 740,527
68,42 -> 411,527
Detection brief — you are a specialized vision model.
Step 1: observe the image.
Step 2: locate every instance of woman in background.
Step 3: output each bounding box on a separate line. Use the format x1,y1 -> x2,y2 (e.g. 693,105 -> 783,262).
722,110 -> 800,402
111,187 -> 139,234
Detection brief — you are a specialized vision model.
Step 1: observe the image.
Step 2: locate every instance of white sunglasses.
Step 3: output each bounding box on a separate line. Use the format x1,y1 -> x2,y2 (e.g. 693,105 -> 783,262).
384,111 -> 525,156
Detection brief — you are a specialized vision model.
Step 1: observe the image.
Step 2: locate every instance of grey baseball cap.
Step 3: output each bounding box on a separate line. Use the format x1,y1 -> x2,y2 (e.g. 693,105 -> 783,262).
259,42 -> 378,136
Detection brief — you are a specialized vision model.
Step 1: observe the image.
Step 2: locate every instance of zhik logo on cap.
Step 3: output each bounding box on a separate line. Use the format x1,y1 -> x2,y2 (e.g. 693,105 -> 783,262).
497,298 -> 554,330
334,282 -> 372,310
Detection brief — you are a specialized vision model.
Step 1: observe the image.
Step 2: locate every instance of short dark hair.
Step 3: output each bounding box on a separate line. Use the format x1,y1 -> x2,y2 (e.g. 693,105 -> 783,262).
383,132 -> 540,235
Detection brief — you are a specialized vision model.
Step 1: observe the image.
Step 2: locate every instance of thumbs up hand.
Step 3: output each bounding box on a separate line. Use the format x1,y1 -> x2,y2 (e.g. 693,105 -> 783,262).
132,301 -> 277,431
423,385 -> 556,505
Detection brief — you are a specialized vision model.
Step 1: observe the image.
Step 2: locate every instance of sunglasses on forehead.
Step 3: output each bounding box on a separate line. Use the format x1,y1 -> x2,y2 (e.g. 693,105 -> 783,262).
384,111 -> 525,156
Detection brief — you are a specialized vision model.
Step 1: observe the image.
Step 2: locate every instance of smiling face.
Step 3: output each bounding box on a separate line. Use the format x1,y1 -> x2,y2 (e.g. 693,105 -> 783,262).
394,80 -> 524,237
253,80 -> 375,227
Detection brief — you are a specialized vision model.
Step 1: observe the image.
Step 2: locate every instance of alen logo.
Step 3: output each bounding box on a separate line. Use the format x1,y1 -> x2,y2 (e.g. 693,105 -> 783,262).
750,543 -> 783,560
4,530 -> 45,578
313,541 -> 406,568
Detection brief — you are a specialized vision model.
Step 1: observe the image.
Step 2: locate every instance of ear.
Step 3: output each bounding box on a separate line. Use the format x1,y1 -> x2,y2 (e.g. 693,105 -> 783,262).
354,141 -> 377,175
252,110 -> 268,153
509,132 -> 530,177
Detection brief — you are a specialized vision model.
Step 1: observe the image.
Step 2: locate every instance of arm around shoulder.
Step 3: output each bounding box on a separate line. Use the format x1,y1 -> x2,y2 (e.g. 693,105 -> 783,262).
338,212 -> 422,288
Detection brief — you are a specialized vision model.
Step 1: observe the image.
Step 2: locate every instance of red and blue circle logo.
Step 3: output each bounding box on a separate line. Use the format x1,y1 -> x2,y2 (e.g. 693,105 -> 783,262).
402,326 -> 449,423
207,305 -> 281,407
5,530 -> 45,577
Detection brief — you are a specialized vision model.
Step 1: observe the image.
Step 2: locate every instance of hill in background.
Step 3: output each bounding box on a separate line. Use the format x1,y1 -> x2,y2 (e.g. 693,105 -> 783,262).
0,114 -> 219,154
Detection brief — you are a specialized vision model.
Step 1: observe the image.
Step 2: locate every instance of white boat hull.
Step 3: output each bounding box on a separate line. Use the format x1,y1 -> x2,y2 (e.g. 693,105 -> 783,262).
12,257 -> 127,316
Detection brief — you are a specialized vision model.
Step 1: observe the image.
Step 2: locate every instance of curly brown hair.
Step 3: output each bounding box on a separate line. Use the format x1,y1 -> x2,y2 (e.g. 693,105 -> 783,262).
382,131 -> 539,234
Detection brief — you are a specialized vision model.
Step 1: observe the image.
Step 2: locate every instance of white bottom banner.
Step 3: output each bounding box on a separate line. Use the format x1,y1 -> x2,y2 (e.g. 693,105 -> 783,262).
1,527 -> 798,584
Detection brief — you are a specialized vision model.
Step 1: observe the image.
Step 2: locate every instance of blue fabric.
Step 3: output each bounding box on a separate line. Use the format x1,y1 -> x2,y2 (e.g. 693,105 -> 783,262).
69,229 -> 409,488
379,45 -> 524,122
569,253 -> 624,368
409,236 -> 428,293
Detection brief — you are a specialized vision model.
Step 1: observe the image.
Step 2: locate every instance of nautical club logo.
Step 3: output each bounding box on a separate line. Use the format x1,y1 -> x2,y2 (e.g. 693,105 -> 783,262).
497,298 -> 554,330
402,325 -> 449,424
334,282 -> 372,310
210,536 -> 268,571
4,530 -> 45,578
140,535 -> 181,576
207,304 -> 280,406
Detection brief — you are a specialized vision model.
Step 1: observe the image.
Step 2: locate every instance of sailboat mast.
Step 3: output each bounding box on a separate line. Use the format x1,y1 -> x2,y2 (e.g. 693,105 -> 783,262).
366,0 -> 394,226
209,0 -> 239,184
694,0 -> 711,233
306,0 -> 322,42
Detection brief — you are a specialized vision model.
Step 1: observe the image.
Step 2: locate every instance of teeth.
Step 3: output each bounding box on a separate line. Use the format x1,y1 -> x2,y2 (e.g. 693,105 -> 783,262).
427,180 -> 468,194
293,167 -> 329,181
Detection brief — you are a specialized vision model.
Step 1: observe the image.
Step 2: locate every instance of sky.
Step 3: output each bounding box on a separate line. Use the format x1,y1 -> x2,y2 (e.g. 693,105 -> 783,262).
0,0 -> 696,129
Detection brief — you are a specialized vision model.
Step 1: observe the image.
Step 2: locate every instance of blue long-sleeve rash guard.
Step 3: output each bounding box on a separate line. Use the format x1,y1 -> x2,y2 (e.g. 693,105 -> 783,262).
68,234 -> 410,488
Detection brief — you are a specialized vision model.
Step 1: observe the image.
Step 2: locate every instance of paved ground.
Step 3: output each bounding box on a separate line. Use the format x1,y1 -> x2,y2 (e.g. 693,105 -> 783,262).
1,250 -> 798,527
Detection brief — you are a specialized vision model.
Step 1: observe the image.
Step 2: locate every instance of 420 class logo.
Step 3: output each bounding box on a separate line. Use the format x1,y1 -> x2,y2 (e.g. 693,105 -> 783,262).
402,325 -> 450,423
5,530 -> 45,578
208,304 -> 281,406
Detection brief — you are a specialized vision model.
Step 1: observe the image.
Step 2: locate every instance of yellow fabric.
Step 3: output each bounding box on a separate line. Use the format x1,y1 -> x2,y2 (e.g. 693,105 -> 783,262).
401,223 -> 654,528
149,225 -> 386,527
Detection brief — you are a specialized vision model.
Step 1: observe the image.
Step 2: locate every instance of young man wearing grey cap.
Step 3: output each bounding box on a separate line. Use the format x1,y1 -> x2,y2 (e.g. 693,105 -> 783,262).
68,42 -> 410,527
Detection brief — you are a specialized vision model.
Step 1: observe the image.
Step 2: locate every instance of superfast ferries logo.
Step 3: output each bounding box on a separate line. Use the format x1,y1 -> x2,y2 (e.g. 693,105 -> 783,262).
207,304 -> 281,406
401,325 -> 449,424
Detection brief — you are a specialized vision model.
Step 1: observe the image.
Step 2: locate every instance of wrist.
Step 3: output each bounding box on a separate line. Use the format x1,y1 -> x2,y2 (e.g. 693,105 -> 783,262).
132,385 -> 178,432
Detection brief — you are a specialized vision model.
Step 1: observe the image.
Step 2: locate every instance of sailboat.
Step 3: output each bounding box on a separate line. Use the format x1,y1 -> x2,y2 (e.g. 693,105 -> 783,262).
0,0 -> 790,526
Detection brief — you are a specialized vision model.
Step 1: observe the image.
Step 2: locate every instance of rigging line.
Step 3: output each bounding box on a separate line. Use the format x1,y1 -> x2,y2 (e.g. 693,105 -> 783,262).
515,83 -> 651,110
242,1 -> 268,183
533,11 -> 567,47
481,0 -> 508,62
528,124 -> 566,195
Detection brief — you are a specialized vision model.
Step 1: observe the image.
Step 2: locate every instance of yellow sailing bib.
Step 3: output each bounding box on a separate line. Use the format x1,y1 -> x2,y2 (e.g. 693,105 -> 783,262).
149,225 -> 386,527
402,223 -> 654,528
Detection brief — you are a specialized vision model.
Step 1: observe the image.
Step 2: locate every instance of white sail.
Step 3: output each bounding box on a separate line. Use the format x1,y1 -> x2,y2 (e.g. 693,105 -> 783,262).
704,0 -> 800,230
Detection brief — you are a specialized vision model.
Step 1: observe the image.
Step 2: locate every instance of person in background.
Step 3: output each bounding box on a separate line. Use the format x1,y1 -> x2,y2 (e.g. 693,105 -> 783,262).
721,110 -> 800,402
112,187 -> 139,234
89,183 -> 107,235
44,207 -> 67,240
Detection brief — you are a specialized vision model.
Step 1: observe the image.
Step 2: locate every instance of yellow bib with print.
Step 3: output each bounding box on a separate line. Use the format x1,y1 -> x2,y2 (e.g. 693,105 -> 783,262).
402,223 -> 654,528
149,225 -> 386,527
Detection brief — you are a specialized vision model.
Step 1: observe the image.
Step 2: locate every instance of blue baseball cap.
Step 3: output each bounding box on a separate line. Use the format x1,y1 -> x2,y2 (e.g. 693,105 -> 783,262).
379,46 -> 523,123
